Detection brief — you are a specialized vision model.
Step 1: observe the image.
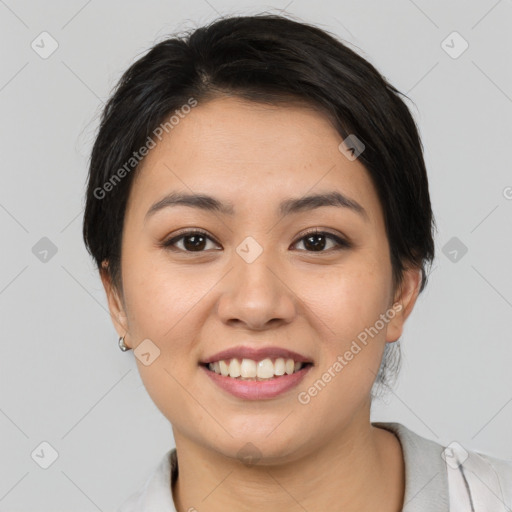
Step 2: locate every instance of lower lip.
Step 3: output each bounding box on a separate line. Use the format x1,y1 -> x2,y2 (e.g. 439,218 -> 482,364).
200,364 -> 312,400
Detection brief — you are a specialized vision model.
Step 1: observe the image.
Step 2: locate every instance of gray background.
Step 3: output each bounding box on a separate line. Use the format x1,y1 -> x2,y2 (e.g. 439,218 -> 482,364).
0,0 -> 511,510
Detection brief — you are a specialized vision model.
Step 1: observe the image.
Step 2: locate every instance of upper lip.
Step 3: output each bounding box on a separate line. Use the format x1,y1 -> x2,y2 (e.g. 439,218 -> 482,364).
200,346 -> 313,365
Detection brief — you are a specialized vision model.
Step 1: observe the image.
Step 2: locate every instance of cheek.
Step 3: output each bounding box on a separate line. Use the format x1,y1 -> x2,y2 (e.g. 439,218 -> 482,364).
299,258 -> 392,341
298,255 -> 393,401
121,246 -> 205,339
120,249 -> 219,394
123,254 -> 207,421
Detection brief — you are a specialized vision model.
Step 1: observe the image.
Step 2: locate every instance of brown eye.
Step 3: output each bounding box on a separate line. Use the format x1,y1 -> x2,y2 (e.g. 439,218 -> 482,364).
293,230 -> 351,252
162,229 -> 351,253
163,230 -> 220,252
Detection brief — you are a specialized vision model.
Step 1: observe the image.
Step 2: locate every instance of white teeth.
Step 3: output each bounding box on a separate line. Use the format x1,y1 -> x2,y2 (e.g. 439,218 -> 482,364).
257,358 -> 274,379
209,362 -> 221,373
207,357 -> 306,379
274,357 -> 285,375
228,358 -> 241,378
219,360 -> 229,376
240,358 -> 257,378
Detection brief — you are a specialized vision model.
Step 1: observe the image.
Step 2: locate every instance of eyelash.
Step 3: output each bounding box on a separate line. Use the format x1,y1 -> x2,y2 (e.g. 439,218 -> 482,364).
161,228 -> 351,253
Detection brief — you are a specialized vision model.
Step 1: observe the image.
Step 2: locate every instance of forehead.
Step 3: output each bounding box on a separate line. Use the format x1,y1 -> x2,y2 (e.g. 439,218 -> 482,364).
127,96 -> 382,225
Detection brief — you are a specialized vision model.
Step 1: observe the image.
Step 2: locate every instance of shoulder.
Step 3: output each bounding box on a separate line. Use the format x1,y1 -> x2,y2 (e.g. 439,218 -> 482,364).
374,421 -> 512,510
462,449 -> 512,506
117,449 -> 177,512
374,421 -> 451,510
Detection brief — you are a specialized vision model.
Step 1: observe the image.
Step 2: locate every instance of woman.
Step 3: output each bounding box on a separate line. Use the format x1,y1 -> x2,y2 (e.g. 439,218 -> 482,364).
82,13 -> 512,512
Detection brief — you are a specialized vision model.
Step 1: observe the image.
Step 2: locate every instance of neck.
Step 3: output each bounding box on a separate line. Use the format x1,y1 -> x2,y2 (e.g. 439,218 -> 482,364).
171,415 -> 405,512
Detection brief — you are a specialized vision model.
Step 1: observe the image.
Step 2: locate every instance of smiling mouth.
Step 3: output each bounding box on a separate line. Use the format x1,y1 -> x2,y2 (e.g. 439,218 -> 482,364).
200,357 -> 313,381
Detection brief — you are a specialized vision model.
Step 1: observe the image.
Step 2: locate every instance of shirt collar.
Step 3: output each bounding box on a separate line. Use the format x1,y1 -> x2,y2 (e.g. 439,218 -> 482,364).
372,421 -> 449,511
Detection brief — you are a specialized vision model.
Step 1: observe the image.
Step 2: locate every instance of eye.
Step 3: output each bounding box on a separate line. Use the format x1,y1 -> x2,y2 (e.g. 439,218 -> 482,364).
162,229 -> 220,252
161,228 -> 351,253
292,229 -> 351,252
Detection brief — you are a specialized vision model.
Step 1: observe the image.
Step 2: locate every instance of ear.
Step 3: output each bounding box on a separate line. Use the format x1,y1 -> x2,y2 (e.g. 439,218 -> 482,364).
385,267 -> 422,343
100,260 -> 131,349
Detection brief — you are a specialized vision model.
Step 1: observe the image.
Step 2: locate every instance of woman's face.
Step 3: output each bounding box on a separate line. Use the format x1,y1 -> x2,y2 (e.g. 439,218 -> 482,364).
102,96 -> 420,462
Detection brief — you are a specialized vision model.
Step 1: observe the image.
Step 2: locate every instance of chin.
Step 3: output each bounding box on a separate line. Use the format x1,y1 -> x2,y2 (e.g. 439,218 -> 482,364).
203,428 -> 312,467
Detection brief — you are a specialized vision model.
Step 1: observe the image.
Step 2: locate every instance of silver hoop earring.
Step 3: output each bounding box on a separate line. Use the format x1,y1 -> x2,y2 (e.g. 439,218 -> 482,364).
118,336 -> 131,352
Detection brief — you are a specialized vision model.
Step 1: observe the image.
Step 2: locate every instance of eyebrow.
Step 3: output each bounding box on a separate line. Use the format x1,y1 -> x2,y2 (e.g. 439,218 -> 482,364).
145,190 -> 369,222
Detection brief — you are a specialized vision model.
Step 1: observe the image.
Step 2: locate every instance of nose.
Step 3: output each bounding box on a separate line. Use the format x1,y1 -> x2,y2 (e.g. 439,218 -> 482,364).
216,248 -> 297,331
